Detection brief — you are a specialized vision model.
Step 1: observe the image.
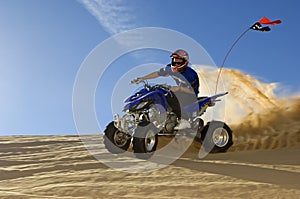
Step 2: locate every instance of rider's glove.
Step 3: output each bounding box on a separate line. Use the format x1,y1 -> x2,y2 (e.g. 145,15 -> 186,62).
131,77 -> 144,84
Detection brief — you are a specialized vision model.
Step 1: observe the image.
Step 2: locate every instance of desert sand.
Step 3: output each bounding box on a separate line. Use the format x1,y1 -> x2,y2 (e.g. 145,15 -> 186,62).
1,69 -> 300,198
0,132 -> 299,199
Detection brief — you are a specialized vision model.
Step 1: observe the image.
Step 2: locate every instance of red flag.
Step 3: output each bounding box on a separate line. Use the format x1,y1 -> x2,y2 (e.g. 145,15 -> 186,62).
259,17 -> 282,25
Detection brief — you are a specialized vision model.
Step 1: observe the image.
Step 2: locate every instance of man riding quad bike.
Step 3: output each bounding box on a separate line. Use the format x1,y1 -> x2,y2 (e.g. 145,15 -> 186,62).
104,49 -> 233,159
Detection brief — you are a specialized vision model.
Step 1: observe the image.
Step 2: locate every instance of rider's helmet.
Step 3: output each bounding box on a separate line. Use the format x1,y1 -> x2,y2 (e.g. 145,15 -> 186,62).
170,49 -> 189,73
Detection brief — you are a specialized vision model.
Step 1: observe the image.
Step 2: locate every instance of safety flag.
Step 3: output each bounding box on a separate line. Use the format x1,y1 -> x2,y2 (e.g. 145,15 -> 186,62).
250,17 -> 282,32
215,16 -> 282,93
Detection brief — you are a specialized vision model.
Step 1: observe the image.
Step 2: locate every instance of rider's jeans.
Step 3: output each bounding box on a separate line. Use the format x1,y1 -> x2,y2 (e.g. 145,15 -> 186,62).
166,90 -> 197,119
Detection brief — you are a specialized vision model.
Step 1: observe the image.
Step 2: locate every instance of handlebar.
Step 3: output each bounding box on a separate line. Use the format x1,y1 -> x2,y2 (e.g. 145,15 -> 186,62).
131,79 -> 172,92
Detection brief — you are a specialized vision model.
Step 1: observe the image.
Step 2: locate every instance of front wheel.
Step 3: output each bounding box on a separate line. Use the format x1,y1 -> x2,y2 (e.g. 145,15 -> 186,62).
200,121 -> 233,153
132,121 -> 159,159
104,122 -> 131,154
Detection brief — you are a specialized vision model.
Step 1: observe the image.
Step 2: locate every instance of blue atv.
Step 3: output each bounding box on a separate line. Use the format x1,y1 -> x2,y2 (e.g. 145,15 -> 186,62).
104,80 -> 233,159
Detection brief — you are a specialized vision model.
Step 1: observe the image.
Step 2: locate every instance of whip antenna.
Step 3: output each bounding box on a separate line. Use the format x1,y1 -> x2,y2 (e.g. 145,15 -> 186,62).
214,17 -> 282,94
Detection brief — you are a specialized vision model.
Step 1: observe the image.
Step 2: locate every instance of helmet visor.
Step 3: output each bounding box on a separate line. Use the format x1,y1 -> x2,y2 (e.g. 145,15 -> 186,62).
171,58 -> 186,72
171,58 -> 184,67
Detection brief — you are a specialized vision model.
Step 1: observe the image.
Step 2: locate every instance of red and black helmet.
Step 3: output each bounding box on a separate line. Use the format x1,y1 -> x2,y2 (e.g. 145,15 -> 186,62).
170,49 -> 189,72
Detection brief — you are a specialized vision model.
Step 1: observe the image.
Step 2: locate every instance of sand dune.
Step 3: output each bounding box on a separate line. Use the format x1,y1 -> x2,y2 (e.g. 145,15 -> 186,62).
0,135 -> 299,199
1,68 -> 300,198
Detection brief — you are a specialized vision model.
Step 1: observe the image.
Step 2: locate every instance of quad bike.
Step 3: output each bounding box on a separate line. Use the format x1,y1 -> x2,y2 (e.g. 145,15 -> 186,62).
104,80 -> 233,159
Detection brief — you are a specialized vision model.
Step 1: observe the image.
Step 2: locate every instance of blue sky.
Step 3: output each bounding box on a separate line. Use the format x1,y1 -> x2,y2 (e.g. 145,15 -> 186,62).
0,0 -> 299,135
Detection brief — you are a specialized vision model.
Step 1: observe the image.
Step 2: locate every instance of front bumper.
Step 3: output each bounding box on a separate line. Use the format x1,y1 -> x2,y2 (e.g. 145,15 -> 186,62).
114,114 -> 135,135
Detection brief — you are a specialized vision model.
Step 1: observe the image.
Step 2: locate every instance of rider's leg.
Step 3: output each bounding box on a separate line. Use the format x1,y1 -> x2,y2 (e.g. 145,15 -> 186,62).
173,91 -> 198,119
166,94 -> 181,118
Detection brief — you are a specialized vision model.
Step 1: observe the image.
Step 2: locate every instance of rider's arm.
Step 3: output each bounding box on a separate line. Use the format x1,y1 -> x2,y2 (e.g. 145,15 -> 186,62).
142,65 -> 171,80
141,71 -> 160,80
132,71 -> 162,84
132,66 -> 169,83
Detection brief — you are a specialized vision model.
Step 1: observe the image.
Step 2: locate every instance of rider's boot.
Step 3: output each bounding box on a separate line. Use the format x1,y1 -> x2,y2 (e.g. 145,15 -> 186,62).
176,119 -> 191,130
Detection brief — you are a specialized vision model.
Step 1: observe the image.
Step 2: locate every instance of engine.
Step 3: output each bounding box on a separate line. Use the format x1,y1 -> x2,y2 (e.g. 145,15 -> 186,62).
163,113 -> 178,133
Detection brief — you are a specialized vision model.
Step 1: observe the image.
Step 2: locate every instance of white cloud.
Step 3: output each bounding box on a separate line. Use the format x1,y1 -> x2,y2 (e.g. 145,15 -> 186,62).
79,0 -> 137,35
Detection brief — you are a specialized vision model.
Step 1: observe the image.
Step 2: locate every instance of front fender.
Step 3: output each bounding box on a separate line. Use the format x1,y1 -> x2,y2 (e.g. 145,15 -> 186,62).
123,89 -> 168,112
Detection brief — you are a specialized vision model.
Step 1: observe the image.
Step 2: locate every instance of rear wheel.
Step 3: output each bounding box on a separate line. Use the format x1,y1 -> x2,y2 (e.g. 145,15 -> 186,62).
133,121 -> 158,159
104,122 -> 131,154
200,121 -> 233,153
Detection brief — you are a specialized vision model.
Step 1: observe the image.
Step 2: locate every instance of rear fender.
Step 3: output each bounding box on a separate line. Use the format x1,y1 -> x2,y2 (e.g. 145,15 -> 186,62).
184,92 -> 228,116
